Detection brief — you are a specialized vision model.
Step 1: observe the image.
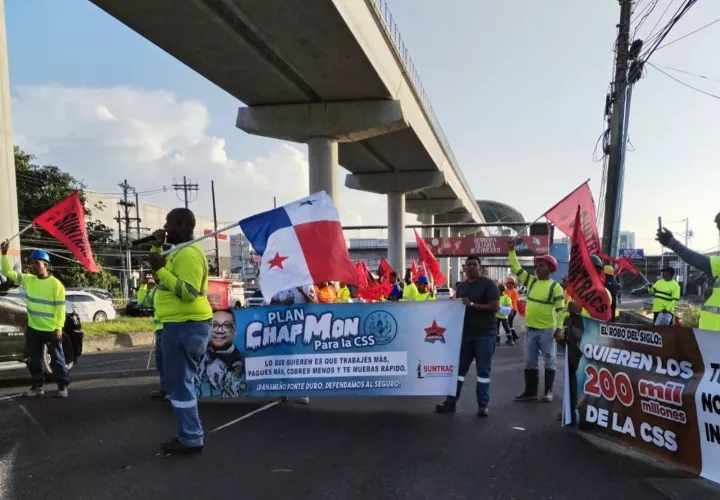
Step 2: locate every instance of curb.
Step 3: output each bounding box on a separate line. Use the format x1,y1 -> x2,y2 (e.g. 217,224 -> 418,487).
83,331 -> 155,352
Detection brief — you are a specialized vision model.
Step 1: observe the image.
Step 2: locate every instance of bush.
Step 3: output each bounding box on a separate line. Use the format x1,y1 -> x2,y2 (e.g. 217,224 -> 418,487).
680,306 -> 701,328
83,317 -> 154,336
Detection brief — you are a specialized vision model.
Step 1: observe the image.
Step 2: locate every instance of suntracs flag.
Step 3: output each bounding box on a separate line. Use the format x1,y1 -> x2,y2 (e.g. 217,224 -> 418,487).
544,181 -> 602,257
240,192 -> 357,301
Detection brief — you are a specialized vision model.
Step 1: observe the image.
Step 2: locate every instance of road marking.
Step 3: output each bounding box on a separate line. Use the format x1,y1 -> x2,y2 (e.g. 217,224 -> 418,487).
210,400 -> 281,433
18,404 -> 48,437
512,427 -> 526,431
0,393 -> 23,402
82,356 -> 147,368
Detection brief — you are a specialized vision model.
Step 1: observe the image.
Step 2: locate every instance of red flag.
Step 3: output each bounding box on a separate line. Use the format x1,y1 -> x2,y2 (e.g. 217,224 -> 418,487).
355,262 -> 369,288
414,230 -> 446,286
565,206 -> 612,321
33,191 -> 99,273
378,257 -> 395,281
357,281 -> 393,302
614,256 -> 639,277
544,181 -> 602,257
411,258 -> 418,277
517,300 -> 527,318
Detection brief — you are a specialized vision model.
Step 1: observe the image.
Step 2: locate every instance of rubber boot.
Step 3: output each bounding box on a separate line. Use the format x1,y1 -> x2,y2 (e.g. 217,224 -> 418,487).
542,369 -> 556,402
514,369 -> 539,401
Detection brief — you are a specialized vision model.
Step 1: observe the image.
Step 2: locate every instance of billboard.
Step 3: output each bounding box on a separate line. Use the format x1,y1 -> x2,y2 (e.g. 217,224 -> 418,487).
423,235 -> 549,257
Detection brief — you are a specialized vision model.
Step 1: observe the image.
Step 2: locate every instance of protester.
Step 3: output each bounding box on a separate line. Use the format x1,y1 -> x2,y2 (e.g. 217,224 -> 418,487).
271,285 -> 315,404
336,282 -> 351,303
648,267 -> 681,325
386,272 -> 404,301
504,277 -> 520,341
604,265 -> 619,321
138,275 -> 166,399
435,255 -> 499,417
402,269 -> 418,301
0,242 -> 69,398
656,212 -> 720,331
508,240 -> 564,403
404,275 -> 435,301
147,208 -> 213,455
316,282 -> 337,304
496,284 -> 514,345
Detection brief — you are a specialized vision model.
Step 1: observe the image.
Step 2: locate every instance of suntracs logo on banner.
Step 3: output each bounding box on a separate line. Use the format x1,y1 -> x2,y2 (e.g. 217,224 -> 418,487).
416,359 -> 454,379
424,320 -> 447,344
363,311 -> 398,346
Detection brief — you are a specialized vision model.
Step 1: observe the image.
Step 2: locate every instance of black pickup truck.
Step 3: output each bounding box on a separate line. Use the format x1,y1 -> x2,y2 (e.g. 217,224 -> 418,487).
0,283 -> 84,376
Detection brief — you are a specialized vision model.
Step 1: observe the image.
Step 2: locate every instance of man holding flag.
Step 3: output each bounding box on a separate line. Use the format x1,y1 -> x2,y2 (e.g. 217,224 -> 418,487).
508,240 -> 565,403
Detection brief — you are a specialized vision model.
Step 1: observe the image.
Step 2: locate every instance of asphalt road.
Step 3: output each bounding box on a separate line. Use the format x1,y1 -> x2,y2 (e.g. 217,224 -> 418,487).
0,328 -> 702,500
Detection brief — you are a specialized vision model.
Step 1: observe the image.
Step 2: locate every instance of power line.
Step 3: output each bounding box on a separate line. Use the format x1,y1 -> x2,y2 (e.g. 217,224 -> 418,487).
639,0 -> 698,64
656,16 -> 720,51
652,63 -> 720,84
649,62 -> 720,100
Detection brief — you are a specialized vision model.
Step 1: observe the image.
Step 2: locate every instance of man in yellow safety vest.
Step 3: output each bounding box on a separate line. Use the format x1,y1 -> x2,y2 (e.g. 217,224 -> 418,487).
0,243 -> 69,398
147,208 -> 213,455
657,211 -> 720,331
649,267 -> 681,325
137,275 -> 166,398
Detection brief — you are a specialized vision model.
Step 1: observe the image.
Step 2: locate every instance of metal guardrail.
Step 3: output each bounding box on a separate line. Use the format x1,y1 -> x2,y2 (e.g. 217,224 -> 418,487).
368,0 -> 474,205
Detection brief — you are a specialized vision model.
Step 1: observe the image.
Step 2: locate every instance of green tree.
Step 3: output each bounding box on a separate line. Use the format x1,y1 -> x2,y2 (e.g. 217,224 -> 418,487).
13,146 -> 119,289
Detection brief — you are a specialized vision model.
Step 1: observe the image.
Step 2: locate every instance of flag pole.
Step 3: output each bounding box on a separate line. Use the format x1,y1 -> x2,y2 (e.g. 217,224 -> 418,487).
160,222 -> 240,257
4,224 -> 33,243
506,178 -> 591,242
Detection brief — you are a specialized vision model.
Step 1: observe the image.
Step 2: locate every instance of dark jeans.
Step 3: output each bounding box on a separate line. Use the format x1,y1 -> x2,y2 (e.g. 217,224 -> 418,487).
26,326 -> 69,387
496,318 -> 511,340
508,310 -> 517,333
448,336 -> 496,407
653,311 -> 675,325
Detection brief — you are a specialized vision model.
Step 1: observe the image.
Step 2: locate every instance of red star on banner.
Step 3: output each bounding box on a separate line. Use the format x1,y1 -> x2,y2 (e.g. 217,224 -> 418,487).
267,252 -> 288,270
424,320 -> 447,343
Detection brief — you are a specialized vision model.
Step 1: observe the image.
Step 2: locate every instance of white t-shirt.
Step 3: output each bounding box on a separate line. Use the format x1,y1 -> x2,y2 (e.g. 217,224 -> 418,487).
273,285 -> 316,304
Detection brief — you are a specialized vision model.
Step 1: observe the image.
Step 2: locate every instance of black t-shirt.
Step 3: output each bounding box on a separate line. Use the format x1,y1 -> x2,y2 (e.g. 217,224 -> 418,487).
456,277 -> 500,338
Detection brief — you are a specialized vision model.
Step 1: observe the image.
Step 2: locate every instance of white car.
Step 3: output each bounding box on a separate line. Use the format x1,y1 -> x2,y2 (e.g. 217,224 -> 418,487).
435,287 -> 454,300
65,291 -> 116,322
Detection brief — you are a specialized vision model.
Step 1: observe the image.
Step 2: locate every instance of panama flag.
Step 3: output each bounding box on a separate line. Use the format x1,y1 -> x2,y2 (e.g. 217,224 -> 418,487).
239,192 -> 357,300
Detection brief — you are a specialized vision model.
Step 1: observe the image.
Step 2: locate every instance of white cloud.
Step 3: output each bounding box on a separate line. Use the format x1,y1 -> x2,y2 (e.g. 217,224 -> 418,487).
11,84 -> 411,232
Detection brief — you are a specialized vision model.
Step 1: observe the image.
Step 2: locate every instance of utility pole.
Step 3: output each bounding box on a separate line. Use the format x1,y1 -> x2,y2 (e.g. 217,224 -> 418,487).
601,0 -> 633,257
116,180 -> 141,297
172,176 -> 199,208
211,180 -> 220,276
682,218 -> 690,295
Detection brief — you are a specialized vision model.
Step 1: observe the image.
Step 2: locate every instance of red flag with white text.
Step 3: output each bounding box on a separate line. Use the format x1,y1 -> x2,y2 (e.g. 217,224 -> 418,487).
565,206 -> 612,321
544,181 -> 603,257
414,230 -> 446,286
33,191 -> 99,273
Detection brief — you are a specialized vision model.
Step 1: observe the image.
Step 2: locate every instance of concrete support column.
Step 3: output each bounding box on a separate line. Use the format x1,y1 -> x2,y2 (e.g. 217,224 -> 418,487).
0,2 -> 18,266
451,229 -> 461,285
438,226 -> 450,279
420,214 -> 435,239
307,137 -> 338,201
387,192 -> 406,272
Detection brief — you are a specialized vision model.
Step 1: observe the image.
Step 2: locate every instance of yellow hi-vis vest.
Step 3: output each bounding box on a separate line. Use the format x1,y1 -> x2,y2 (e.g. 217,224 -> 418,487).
152,243 -> 212,324
137,285 -> 163,331
649,279 -> 681,313
497,295 -> 512,319
700,256 -> 720,331
1,255 -> 66,332
337,286 -> 351,303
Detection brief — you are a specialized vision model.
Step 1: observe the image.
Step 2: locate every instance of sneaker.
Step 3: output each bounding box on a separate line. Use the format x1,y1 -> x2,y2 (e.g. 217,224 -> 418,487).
434,401 -> 456,414
541,392 -> 553,402
514,392 -> 538,402
55,386 -> 68,399
24,385 -> 44,397
477,406 -> 489,417
150,389 -> 168,400
160,437 -> 203,456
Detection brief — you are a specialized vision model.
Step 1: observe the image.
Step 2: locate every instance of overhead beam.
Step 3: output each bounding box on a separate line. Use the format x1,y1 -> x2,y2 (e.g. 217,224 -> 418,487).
405,198 -> 464,215
237,100 -> 407,143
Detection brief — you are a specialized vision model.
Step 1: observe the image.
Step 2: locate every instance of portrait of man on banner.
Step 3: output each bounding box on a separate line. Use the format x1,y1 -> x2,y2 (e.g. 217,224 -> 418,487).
197,309 -> 247,398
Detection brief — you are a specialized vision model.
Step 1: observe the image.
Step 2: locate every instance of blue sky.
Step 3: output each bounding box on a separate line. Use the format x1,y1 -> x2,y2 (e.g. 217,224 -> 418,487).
6,0 -> 720,253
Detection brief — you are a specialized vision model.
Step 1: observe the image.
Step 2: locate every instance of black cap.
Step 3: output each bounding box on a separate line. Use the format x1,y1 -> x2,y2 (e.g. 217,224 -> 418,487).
661,266 -> 675,275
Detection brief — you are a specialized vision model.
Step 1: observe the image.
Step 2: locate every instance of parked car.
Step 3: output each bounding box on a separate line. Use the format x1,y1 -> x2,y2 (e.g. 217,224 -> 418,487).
0,293 -> 84,375
435,287 -> 454,300
65,291 -> 117,322
68,287 -> 114,301
125,298 -> 154,317
245,289 -> 266,307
